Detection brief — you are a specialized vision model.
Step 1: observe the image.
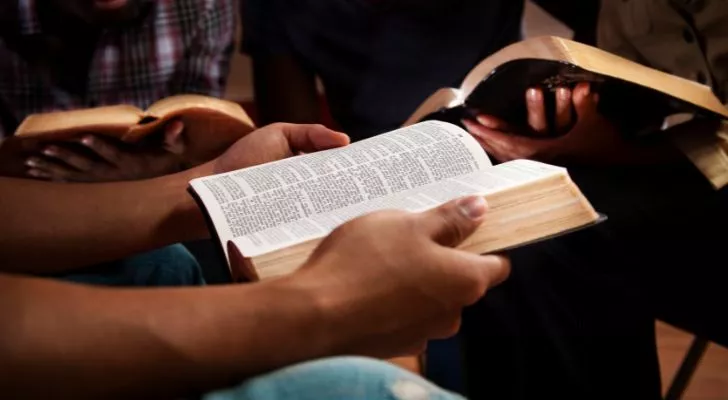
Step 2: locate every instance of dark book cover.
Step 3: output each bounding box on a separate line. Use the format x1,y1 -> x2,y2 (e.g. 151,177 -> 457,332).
420,59 -> 723,137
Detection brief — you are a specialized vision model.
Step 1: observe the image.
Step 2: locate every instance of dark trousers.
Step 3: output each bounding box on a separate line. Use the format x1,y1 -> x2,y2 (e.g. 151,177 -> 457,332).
462,159 -> 728,400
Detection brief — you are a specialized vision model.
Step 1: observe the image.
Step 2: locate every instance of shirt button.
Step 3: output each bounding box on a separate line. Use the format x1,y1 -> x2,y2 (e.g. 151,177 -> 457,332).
683,28 -> 695,43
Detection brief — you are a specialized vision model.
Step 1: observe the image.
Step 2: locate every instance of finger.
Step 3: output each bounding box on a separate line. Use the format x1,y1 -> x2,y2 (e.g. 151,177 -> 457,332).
463,118 -> 512,145
463,119 -> 517,161
278,123 -> 350,153
41,145 -> 95,172
25,157 -> 80,182
526,88 -> 548,135
163,119 -> 186,155
392,341 -> 428,358
479,254 -> 511,288
26,168 -> 52,180
572,83 -> 598,120
429,313 -> 462,340
463,119 -> 539,161
471,134 -> 505,160
416,195 -> 488,248
80,135 -> 122,165
555,87 -> 573,133
474,114 -> 511,131
437,251 -> 512,305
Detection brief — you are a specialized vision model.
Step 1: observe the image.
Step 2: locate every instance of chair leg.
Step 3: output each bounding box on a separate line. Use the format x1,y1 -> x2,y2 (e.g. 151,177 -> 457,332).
664,338 -> 710,400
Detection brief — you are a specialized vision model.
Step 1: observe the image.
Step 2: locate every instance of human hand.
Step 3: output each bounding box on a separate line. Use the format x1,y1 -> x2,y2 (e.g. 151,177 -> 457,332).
463,83 -> 673,165
26,120 -> 187,182
286,196 -> 510,358
208,123 -> 350,175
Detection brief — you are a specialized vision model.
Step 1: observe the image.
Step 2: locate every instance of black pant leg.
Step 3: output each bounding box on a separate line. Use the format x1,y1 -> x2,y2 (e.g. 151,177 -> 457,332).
462,160 -> 727,400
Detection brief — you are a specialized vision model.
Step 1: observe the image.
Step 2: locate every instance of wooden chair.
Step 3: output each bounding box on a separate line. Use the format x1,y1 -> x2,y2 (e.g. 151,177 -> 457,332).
664,337 -> 710,400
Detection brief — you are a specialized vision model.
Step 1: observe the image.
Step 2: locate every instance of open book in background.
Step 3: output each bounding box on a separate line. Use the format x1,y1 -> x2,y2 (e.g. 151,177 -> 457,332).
189,121 -> 602,282
406,36 -> 728,134
0,95 -> 256,177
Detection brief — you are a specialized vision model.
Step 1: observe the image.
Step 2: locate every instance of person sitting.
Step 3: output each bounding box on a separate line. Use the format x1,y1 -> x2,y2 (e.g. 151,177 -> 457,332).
240,0 -> 526,389
240,0 -> 523,142
0,0 -> 235,182
460,1 -> 728,399
0,122 -> 510,399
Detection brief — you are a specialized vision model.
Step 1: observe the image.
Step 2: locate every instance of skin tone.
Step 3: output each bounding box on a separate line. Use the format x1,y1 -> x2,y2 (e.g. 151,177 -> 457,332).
0,123 -> 509,399
19,0 -> 206,182
0,123 -> 348,273
26,121 -> 188,182
462,82 -> 687,165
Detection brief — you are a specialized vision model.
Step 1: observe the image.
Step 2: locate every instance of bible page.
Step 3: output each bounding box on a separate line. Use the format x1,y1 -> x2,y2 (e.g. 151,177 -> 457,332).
230,159 -> 567,258
189,121 -> 491,258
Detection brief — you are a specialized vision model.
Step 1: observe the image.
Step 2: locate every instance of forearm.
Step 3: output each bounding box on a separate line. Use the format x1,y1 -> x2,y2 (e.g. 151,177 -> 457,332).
0,273 -> 334,399
0,164 -> 213,274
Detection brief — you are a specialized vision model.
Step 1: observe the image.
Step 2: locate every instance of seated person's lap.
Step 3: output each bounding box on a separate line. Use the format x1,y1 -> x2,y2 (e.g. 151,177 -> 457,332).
462,158 -> 728,399
204,357 -> 465,400
58,244 -> 205,287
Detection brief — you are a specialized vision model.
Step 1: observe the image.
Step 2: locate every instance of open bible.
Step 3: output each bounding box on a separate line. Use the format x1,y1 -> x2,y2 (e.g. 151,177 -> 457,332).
406,36 -> 728,134
0,95 -> 256,177
189,121 -> 602,282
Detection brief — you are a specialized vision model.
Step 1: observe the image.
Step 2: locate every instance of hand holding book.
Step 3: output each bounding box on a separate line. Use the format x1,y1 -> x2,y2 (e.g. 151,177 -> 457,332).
24,120 -> 188,182
190,121 -> 602,281
1,94 -> 257,181
229,195 -> 510,358
463,83 -> 682,165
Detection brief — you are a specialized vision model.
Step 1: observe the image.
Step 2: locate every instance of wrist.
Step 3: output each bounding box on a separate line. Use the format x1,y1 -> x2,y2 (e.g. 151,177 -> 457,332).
155,167 -> 212,242
276,267 -> 366,357
241,275 -> 342,368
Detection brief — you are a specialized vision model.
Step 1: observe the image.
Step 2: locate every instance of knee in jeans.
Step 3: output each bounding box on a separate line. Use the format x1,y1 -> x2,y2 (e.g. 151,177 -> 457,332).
130,244 -> 204,286
204,357 -> 463,400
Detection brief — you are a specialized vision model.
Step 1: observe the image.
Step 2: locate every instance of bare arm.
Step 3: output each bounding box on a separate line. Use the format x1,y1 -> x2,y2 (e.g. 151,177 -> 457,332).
0,273 -> 332,399
0,124 -> 350,274
0,166 -> 209,274
0,195 -> 510,399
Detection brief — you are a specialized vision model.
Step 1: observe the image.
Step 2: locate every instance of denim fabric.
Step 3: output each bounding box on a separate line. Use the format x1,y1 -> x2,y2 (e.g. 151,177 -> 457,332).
204,357 -> 466,400
61,244 -> 205,287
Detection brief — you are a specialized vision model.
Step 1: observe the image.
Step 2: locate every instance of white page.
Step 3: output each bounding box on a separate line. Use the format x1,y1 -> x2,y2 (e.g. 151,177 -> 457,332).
231,159 -> 566,258
189,121 -> 491,258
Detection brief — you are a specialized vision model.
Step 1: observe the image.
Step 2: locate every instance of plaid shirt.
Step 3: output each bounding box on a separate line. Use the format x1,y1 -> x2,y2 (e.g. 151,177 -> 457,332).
0,0 -> 235,139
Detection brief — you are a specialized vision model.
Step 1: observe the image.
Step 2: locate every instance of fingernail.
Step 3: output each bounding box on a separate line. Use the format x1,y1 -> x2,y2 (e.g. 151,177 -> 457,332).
171,121 -> 184,135
527,88 -> 540,101
583,83 -> 591,96
81,136 -> 94,146
27,169 -> 41,177
476,115 -> 496,128
457,196 -> 488,220
25,157 -> 39,167
558,87 -> 570,100
43,146 -> 56,156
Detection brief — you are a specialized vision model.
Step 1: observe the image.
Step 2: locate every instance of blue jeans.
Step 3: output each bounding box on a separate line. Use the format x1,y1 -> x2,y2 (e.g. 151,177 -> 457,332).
61,244 -> 205,287
203,357 -> 466,400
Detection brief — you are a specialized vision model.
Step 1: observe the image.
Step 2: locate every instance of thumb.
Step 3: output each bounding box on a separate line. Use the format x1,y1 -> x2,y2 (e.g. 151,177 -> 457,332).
163,119 -> 186,155
280,123 -> 350,153
417,195 -> 488,247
